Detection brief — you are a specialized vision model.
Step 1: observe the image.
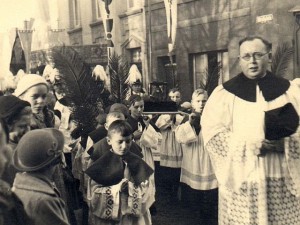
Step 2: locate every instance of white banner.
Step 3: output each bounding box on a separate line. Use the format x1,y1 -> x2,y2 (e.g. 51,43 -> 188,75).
164,0 -> 177,54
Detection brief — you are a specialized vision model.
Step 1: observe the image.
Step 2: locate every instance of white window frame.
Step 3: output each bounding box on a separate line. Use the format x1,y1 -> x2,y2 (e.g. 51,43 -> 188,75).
192,50 -> 229,90
127,0 -> 141,10
72,0 -> 81,27
94,0 -> 101,20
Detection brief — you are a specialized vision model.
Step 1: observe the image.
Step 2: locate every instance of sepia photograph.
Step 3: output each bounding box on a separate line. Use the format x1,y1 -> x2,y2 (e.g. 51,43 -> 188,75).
0,0 -> 300,224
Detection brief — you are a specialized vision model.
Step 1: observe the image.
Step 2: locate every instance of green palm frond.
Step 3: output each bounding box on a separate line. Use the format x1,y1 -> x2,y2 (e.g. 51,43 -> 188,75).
271,42 -> 294,78
50,46 -> 103,136
108,52 -> 130,103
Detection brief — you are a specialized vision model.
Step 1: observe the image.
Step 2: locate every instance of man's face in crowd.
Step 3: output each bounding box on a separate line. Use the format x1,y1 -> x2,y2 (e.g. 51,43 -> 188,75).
239,39 -> 270,79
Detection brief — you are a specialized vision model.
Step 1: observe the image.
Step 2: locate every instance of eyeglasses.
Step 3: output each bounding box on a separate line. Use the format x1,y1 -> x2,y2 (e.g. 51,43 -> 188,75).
239,52 -> 269,61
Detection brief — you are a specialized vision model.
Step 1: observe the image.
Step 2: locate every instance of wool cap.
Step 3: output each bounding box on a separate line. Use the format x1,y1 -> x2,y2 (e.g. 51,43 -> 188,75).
0,95 -> 30,120
14,74 -> 48,97
13,128 -> 64,172
109,103 -> 130,118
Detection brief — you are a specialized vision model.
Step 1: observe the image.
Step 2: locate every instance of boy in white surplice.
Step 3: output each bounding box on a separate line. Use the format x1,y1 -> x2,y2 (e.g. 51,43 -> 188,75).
86,120 -> 154,225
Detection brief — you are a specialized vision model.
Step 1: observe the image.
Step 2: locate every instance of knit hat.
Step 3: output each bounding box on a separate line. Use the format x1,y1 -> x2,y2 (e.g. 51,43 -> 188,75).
14,74 -> 48,97
109,103 -> 130,118
0,95 -> 30,120
13,129 -> 64,172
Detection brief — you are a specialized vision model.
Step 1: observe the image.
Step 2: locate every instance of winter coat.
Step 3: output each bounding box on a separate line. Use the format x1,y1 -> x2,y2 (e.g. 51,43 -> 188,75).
12,172 -> 70,225
0,179 -> 29,225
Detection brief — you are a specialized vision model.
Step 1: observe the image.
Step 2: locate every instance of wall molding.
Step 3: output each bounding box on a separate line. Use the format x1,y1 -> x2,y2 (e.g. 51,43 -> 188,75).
151,7 -> 250,33
67,27 -> 82,34
119,8 -> 143,18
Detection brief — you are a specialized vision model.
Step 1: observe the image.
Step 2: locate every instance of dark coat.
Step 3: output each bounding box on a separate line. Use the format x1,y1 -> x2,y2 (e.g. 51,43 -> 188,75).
0,179 -> 29,225
13,173 -> 70,225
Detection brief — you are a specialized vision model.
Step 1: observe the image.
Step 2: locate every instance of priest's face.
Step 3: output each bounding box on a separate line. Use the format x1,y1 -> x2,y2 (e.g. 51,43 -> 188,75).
239,39 -> 270,79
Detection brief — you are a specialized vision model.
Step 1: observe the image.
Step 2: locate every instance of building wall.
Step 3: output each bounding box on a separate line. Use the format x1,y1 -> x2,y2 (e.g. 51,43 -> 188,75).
59,0 -> 298,100
148,0 -> 298,100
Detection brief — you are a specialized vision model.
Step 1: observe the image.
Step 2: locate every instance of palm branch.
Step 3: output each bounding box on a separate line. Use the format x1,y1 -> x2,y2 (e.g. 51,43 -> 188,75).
271,42 -> 294,78
199,61 -> 222,96
50,46 -> 104,136
108,52 -> 130,103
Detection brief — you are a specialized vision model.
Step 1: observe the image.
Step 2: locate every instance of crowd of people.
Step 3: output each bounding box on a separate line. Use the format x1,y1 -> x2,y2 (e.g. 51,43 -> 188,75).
0,35 -> 300,225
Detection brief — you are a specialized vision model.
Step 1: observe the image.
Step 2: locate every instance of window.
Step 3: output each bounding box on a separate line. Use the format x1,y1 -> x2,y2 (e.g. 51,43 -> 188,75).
70,0 -> 81,28
157,55 -> 177,90
127,0 -> 141,10
131,48 -> 142,63
191,50 -> 229,94
129,48 -> 142,77
92,0 -> 101,21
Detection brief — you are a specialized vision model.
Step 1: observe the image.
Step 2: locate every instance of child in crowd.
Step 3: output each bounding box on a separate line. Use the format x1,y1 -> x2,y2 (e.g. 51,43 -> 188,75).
86,103 -> 130,156
12,129 -> 70,225
14,74 -> 55,129
76,111 -> 142,225
88,111 -> 144,167
0,95 -> 32,185
168,88 -> 181,107
154,89 -> 183,199
14,74 -> 77,225
0,118 -> 29,225
126,95 -> 154,166
175,89 -> 218,223
86,120 -> 154,225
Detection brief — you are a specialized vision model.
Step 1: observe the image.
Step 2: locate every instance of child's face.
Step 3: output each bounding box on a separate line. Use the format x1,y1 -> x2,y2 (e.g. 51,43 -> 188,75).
129,100 -> 144,118
107,132 -> 132,156
169,91 -> 181,104
9,112 -> 31,142
131,83 -> 142,93
191,94 -> 207,113
21,85 -> 48,114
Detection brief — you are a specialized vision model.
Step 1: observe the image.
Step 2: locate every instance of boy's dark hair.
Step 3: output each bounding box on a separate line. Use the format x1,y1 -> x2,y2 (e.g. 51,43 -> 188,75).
239,36 -> 272,52
128,95 -> 143,107
168,88 -> 180,94
107,120 -> 133,138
